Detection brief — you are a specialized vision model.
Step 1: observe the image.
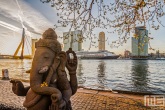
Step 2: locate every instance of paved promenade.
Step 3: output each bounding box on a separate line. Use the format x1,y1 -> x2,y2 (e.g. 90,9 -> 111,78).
0,80 -> 164,110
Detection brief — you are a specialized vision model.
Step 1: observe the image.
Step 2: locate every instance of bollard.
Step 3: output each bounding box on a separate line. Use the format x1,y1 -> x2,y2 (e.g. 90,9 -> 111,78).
1,69 -> 10,80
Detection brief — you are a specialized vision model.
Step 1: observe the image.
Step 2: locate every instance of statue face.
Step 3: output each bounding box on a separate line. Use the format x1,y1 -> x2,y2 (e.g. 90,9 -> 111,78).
32,47 -> 55,74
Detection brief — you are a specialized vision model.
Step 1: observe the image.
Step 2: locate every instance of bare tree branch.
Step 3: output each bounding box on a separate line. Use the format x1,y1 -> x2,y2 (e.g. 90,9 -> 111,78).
40,0 -> 165,50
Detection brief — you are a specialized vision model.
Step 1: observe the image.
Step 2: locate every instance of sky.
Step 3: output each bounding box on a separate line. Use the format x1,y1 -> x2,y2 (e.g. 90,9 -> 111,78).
0,0 -> 165,55
0,0 -> 54,55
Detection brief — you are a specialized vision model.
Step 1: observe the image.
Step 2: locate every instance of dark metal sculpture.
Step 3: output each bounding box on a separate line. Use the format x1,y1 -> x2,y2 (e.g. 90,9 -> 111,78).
10,28 -> 78,110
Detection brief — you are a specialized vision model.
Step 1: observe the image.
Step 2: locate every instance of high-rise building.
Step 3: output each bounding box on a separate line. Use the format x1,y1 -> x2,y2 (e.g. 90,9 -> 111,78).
98,32 -> 105,51
131,26 -> 148,59
124,50 -> 131,58
63,30 -> 83,52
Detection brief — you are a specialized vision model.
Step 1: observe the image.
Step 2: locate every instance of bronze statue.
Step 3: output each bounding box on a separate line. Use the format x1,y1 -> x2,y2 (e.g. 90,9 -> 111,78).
10,28 -> 78,110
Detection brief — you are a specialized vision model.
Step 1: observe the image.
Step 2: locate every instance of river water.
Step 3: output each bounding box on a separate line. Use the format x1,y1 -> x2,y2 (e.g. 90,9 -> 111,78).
0,59 -> 165,94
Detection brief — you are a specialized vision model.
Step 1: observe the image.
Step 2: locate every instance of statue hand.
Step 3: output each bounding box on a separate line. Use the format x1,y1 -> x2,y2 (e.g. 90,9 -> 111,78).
66,48 -> 77,73
10,79 -> 26,96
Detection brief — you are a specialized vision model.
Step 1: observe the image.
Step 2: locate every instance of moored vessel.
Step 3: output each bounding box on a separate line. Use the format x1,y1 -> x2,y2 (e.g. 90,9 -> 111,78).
76,50 -> 119,59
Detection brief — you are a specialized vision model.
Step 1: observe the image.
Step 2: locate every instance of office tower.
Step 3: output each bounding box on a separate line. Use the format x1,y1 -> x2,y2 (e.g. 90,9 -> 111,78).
63,30 -> 83,51
132,26 -> 148,58
98,32 -> 105,51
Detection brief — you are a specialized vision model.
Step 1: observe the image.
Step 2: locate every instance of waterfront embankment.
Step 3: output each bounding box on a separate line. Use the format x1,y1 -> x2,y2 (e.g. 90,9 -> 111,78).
1,59 -> 165,94
0,80 -> 164,110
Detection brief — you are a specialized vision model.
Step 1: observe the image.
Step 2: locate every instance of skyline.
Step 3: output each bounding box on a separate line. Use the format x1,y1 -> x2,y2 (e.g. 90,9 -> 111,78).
0,0 -> 164,55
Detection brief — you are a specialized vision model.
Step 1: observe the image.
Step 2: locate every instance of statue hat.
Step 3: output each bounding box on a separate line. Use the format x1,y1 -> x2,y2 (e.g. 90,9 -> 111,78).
35,28 -> 61,53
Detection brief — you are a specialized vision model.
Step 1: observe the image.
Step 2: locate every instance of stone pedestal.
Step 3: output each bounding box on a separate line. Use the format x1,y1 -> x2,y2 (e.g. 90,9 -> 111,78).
2,69 -> 10,80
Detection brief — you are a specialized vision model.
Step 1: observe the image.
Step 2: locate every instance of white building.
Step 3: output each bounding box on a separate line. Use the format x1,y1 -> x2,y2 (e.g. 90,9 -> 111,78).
63,30 -> 83,52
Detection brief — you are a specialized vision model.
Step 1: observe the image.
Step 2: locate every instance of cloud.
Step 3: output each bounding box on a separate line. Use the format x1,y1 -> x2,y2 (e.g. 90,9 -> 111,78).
0,0 -> 56,55
0,0 -> 54,34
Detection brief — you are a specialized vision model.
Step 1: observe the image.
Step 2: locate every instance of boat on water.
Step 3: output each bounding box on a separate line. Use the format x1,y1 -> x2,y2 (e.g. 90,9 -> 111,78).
76,50 -> 119,59
155,57 -> 165,60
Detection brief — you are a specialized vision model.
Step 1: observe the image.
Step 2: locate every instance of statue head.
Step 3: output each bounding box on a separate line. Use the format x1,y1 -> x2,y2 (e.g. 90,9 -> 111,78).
42,28 -> 57,40
30,28 -> 62,80
35,28 -> 61,54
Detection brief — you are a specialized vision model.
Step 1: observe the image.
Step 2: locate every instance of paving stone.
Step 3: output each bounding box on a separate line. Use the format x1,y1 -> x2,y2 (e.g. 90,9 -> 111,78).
0,80 -> 165,110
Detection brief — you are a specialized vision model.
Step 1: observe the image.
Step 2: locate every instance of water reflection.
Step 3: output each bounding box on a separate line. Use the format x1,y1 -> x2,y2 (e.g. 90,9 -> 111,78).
131,60 -> 149,92
97,61 -> 106,89
76,60 -> 86,86
0,59 -> 31,80
1,59 -> 164,94
97,61 -> 106,76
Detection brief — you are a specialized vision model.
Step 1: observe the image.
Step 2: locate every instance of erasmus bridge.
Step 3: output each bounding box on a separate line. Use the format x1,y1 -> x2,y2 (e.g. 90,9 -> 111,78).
0,0 -> 43,59
0,20 -> 40,59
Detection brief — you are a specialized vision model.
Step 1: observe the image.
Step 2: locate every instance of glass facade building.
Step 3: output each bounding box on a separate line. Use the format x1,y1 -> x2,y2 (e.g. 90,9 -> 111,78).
132,26 -> 148,58
63,30 -> 83,51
